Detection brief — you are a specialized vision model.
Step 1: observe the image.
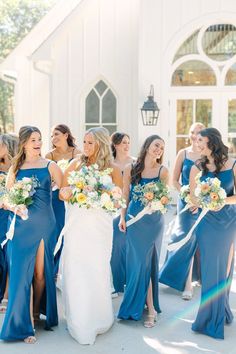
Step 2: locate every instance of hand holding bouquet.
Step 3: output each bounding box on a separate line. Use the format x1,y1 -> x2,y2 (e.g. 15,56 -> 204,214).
5,176 -> 39,219
66,164 -> 126,213
194,173 -> 226,211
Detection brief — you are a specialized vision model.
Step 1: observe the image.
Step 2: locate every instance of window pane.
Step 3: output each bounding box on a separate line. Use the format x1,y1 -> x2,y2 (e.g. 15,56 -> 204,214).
95,80 -> 107,96
228,99 -> 236,133
85,89 -> 99,123
85,125 -> 100,131
173,29 -> 200,63
202,24 -> 236,61
196,100 -> 212,127
172,60 -> 216,86
102,125 -> 117,134
176,137 -> 189,153
176,100 -> 193,134
102,89 -> 116,123
225,63 -> 236,85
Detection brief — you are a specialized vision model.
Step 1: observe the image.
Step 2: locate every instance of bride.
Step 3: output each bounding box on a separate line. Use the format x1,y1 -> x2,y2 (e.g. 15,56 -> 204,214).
59,127 -> 122,345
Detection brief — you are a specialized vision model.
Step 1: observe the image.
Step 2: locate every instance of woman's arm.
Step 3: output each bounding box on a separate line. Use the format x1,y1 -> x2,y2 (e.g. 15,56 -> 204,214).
119,164 -> 132,233
111,163 -> 123,189
172,149 -> 185,191
159,166 -> 169,185
48,161 -> 63,189
189,165 -> 200,206
59,158 -> 81,201
5,166 -> 16,190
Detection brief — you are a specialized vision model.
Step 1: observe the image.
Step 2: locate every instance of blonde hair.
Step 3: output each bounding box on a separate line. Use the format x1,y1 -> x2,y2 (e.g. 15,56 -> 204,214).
189,122 -> 205,135
12,126 -> 41,174
82,127 -> 112,170
0,133 -> 19,160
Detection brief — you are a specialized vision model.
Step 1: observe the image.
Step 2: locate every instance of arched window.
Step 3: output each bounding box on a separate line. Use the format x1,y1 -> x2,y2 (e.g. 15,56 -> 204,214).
85,80 -> 117,134
171,23 -> 236,156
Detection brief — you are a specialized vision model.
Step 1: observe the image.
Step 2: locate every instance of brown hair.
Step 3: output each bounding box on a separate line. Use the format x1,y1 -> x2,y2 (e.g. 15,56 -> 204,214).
12,126 -> 41,174
196,128 -> 228,174
110,132 -> 130,158
52,124 -> 76,148
131,134 -> 164,184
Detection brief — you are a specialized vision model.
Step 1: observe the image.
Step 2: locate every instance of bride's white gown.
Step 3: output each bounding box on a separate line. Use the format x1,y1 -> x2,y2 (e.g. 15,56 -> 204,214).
61,204 -> 114,344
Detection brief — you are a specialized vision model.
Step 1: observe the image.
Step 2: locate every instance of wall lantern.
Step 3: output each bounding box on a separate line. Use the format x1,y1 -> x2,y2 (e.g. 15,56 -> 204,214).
140,85 -> 160,126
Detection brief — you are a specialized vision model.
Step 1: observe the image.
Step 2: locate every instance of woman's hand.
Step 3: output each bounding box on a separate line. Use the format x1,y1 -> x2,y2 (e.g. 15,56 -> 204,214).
189,206 -> 199,214
119,217 -> 126,233
60,186 -> 72,201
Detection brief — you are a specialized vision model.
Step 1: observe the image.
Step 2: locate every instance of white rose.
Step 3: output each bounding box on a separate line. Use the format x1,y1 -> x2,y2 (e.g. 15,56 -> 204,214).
100,192 -> 111,206
100,175 -> 112,186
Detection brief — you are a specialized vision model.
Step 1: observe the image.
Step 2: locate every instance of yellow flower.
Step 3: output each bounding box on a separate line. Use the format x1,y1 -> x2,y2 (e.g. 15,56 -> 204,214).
76,181 -> 84,189
76,193 -> 87,204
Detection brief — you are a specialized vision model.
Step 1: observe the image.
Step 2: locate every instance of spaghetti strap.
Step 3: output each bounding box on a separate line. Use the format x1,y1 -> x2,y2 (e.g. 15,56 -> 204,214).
232,160 -> 236,169
158,165 -> 163,179
72,148 -> 75,159
184,149 -> 187,159
47,160 -> 52,168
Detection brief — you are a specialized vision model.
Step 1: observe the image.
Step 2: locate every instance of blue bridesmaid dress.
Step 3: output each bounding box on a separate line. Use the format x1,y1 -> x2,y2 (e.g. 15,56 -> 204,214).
192,162 -> 236,339
51,150 -> 75,275
159,151 -> 200,291
110,215 -> 126,293
118,168 -> 164,320
0,163 -> 58,341
0,171 -> 8,302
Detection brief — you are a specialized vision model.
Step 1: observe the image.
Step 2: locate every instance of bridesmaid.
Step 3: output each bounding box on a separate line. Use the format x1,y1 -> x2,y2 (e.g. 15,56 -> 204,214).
0,126 -> 62,343
190,128 -> 236,339
159,122 -> 204,299
0,134 -> 19,312
110,132 -> 135,294
45,124 -> 80,275
118,135 -> 169,327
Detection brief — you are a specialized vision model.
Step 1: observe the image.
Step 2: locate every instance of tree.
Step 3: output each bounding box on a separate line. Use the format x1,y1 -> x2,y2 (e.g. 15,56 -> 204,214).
0,0 -> 57,132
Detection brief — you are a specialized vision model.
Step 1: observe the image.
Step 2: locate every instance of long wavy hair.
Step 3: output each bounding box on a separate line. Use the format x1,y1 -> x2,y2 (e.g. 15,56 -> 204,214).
110,132 -> 130,158
81,127 -> 112,170
0,133 -> 19,160
52,124 -> 76,148
12,126 -> 41,174
131,135 -> 164,184
197,128 -> 228,174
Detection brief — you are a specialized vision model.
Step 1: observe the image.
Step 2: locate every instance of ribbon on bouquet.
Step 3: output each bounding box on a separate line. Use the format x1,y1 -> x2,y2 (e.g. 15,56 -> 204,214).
1,206 -> 28,248
165,203 -> 191,240
54,226 -> 66,256
167,208 -> 208,252
126,204 -> 154,227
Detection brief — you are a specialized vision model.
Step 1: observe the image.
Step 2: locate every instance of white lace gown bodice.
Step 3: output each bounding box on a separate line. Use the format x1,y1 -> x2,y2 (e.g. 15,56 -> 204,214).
61,204 -> 114,344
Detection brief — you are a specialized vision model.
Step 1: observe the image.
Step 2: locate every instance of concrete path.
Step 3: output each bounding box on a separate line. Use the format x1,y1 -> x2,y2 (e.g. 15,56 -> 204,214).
1,208 -> 236,354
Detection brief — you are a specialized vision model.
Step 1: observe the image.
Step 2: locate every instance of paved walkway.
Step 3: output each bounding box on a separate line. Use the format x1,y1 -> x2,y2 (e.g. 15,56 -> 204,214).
1,208 -> 236,354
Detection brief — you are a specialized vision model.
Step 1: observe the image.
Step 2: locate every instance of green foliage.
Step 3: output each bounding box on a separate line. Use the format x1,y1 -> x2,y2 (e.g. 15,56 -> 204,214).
0,0 -> 57,132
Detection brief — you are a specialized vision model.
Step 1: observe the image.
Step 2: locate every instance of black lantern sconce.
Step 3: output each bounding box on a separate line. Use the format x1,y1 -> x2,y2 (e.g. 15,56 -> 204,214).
140,85 -> 160,126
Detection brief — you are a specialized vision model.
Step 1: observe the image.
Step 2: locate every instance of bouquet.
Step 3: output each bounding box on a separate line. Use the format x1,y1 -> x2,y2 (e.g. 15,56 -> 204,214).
67,164 -> 126,213
1,176 -> 40,247
132,180 -> 171,214
5,176 -> 40,220
194,173 -> 226,211
179,184 -> 191,204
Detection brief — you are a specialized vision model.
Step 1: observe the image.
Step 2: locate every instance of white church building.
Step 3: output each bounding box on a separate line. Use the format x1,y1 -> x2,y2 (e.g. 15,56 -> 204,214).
1,0 -> 236,168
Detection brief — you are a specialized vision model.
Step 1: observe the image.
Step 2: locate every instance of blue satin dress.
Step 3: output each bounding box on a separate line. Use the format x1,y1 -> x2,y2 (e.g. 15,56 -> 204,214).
159,153 -> 200,291
118,170 -> 164,320
192,164 -> 236,339
0,171 -> 8,302
0,164 -> 58,341
52,187 -> 65,275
